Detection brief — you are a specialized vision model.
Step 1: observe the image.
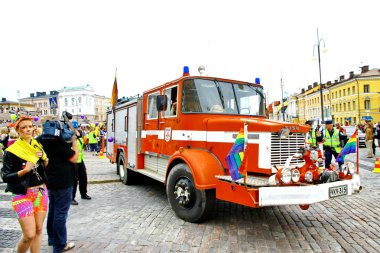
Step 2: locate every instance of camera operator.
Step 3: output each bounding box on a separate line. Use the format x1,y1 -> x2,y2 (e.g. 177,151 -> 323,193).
36,112 -> 78,253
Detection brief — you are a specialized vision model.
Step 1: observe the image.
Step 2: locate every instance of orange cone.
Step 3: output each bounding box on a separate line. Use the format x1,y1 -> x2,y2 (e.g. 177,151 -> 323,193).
99,137 -> 104,159
373,157 -> 380,173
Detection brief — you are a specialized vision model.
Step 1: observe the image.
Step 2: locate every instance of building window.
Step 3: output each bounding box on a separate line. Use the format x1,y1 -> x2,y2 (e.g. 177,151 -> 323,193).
332,93 -> 334,99
348,88 -> 350,95
344,103 -> 346,111
348,102 -> 351,111
72,98 -> 75,106
339,104 -> 342,111
327,94 -> 329,100
339,90 -> 341,97
353,101 -> 356,110
65,98 -> 68,106
352,86 -> 355,93
44,102 -> 48,107
78,97 -> 82,105
364,99 -> 370,110
364,85 -> 370,93
343,89 -> 346,96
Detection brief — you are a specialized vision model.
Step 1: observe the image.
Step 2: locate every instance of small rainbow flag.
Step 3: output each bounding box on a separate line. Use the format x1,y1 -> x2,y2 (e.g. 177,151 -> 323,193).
226,128 -> 245,181
336,129 -> 357,164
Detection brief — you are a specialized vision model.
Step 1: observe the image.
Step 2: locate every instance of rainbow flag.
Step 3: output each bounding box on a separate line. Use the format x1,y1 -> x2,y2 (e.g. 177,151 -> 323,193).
226,128 -> 245,181
336,130 -> 357,164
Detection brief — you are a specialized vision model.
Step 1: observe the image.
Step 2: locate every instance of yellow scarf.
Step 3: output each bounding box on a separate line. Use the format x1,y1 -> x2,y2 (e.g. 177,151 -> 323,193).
6,138 -> 47,165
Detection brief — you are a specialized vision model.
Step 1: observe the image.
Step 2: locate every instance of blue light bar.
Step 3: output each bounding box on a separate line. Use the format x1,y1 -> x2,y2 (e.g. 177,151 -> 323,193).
183,66 -> 190,76
255,77 -> 260,84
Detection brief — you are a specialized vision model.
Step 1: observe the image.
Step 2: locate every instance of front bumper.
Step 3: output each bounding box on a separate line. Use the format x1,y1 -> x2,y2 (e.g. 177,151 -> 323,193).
259,174 -> 361,206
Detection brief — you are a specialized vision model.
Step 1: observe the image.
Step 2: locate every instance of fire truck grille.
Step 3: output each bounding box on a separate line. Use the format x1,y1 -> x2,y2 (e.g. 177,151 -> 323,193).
271,133 -> 305,167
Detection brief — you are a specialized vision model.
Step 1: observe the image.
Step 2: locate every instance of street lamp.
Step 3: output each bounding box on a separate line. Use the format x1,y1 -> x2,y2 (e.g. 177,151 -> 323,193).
280,76 -> 285,121
313,28 -> 327,123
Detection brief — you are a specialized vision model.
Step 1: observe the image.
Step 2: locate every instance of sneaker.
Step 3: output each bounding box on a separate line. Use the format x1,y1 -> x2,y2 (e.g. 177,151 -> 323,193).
60,241 -> 75,252
81,194 -> 91,200
71,200 -> 78,205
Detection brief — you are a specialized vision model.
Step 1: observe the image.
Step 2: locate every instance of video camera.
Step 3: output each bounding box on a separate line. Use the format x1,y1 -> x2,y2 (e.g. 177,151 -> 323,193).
41,111 -> 75,143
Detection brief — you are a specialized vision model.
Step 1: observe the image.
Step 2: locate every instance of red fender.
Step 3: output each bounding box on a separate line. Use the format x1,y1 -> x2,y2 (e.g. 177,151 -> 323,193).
166,148 -> 224,190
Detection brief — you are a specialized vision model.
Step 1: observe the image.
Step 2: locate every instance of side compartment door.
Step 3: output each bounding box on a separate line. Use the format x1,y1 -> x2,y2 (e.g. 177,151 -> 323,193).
115,107 -> 127,148
127,106 -> 137,168
106,111 -> 114,158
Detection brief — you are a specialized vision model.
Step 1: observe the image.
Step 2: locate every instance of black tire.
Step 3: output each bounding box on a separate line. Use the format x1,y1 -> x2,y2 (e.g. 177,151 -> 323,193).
117,154 -> 124,179
117,155 -> 135,185
166,163 -> 215,223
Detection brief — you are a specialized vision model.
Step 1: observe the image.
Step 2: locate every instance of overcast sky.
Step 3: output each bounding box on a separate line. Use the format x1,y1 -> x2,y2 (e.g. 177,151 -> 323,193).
1,0 -> 379,103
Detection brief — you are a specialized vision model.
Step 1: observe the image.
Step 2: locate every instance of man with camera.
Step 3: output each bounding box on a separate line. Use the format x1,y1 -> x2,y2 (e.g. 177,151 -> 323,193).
37,112 -> 78,253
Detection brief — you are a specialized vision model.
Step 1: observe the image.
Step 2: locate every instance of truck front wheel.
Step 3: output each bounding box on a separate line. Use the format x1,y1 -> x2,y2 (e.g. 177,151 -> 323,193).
166,163 -> 215,223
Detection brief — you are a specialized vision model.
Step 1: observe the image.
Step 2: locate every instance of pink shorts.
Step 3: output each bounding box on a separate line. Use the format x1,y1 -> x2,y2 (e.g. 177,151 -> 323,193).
12,184 -> 48,219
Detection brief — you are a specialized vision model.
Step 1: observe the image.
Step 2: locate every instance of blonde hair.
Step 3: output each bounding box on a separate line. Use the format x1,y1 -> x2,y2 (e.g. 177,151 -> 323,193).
9,129 -> 18,139
1,126 -> 9,135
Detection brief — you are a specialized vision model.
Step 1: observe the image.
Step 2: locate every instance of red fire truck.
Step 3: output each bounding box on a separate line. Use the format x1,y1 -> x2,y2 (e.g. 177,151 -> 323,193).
106,67 -> 361,222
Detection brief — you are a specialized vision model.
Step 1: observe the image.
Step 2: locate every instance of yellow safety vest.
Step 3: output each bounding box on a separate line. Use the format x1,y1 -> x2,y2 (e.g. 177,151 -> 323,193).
77,138 -> 84,163
307,130 -> 317,147
324,128 -> 341,153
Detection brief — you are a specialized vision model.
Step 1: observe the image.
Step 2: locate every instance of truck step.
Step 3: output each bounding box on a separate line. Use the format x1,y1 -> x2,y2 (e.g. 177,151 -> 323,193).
215,175 -> 270,188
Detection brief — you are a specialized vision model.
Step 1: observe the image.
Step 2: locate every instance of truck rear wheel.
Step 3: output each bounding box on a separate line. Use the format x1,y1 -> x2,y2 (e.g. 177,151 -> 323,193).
117,155 -> 134,185
166,163 -> 215,223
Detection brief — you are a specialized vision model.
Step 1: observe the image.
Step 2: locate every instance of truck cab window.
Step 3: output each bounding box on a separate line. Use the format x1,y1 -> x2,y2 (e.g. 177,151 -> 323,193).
147,93 -> 159,119
164,86 -> 178,117
182,79 -> 265,116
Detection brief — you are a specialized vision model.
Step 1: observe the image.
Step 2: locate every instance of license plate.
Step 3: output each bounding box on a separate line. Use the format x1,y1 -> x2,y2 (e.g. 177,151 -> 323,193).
329,185 -> 348,198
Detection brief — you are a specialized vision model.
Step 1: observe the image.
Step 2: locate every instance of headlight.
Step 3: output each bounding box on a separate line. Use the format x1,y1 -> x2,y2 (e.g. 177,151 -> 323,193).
279,127 -> 290,139
291,169 -> 300,183
305,171 -> 313,183
281,167 -> 292,184
347,162 -> 355,174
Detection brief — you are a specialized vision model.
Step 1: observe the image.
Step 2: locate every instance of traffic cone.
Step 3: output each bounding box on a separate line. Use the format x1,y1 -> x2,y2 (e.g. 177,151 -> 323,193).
99,137 -> 104,159
373,157 -> 380,173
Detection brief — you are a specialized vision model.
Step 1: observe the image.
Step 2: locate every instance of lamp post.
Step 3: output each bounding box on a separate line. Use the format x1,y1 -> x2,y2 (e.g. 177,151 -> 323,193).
313,28 -> 327,123
280,76 -> 285,121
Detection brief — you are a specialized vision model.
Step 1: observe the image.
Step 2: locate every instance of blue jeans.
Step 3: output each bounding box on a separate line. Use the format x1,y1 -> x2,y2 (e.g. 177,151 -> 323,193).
47,186 -> 72,253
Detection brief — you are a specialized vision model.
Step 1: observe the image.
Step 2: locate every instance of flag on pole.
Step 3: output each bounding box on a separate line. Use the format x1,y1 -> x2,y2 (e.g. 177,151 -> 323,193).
226,127 -> 248,181
336,130 -> 357,164
111,75 -> 118,107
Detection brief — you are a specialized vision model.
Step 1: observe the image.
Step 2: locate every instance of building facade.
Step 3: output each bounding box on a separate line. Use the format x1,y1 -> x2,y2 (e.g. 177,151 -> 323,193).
272,65 -> 379,125
58,84 -> 110,123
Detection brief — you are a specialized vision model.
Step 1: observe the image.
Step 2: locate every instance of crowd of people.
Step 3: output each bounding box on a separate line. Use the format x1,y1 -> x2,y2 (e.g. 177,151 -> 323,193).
306,119 -> 380,168
1,115 -> 106,253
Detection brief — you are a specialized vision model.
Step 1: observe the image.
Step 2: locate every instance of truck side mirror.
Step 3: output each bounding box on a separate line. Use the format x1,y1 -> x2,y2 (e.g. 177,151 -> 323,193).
156,95 -> 167,111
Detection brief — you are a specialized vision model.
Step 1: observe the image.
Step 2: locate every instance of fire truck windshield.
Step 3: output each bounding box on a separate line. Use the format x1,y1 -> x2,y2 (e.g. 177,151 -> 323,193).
182,79 -> 265,116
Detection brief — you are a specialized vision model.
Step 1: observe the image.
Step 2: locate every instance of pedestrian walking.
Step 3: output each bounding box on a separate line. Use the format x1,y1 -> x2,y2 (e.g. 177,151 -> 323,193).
88,128 -> 98,156
71,129 -> 91,205
37,119 -> 78,253
1,116 -> 49,253
364,121 -> 374,158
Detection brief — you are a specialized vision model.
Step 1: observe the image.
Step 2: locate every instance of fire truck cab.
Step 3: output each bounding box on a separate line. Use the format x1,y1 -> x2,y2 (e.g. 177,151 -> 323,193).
107,67 -> 361,222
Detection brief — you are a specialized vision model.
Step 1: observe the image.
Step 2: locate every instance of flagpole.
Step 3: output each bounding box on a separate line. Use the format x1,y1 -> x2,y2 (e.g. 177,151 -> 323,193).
356,129 -> 359,174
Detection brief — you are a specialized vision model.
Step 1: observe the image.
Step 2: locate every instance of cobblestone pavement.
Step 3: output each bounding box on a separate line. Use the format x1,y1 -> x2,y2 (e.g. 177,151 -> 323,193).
1,150 -> 380,252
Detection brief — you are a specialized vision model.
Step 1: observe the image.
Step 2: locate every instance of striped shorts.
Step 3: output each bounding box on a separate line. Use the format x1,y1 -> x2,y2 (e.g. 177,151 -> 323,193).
12,184 -> 48,219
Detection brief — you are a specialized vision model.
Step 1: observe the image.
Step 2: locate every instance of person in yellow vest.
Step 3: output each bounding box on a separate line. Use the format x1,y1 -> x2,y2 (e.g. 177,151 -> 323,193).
88,128 -> 99,156
305,120 -> 318,148
320,120 -> 343,169
71,129 -> 91,205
